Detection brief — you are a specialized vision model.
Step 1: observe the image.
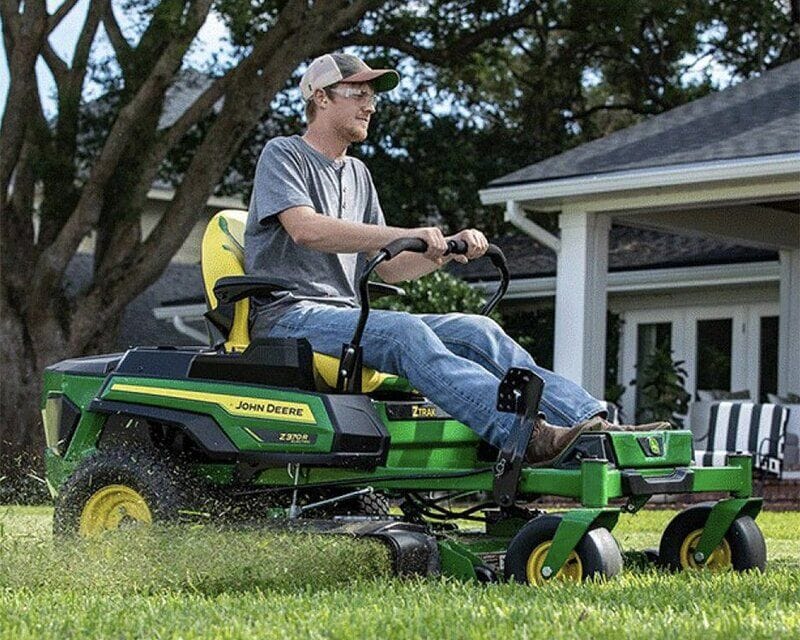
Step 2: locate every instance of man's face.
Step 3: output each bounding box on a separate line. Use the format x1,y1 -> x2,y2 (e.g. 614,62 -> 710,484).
319,82 -> 376,142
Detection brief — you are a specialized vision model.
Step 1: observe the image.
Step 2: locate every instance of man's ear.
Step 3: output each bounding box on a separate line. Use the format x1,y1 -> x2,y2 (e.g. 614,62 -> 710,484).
314,88 -> 328,107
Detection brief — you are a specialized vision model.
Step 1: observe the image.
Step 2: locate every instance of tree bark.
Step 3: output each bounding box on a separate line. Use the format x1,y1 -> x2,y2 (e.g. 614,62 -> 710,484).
0,290 -> 59,473
0,0 -> 48,195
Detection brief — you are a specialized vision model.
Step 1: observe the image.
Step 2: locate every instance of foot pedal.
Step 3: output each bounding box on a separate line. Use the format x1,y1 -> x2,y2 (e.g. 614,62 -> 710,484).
493,368 -> 544,507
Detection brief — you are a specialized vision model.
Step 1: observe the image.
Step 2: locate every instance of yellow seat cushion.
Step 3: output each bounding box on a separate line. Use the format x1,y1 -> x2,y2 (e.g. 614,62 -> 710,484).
312,353 -> 413,393
203,210 -> 413,394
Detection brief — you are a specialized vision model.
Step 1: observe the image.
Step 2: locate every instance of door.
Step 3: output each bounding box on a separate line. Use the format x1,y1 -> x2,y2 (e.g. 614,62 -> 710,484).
619,303 -> 778,424
620,309 -> 683,423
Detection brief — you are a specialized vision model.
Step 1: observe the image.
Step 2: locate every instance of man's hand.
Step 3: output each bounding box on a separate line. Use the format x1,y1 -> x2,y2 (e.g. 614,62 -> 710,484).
407,226 -> 448,263
446,229 -> 489,264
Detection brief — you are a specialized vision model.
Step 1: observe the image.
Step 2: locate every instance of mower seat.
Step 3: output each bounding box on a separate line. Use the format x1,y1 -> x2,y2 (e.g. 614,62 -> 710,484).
200,209 -> 413,394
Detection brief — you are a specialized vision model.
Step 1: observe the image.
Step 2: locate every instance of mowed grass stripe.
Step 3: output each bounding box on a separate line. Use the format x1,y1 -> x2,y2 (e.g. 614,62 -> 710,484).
0,507 -> 798,640
3,573 -> 799,640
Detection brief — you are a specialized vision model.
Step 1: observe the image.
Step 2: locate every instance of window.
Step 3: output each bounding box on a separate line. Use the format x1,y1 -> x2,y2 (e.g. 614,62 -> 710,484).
759,316 -> 779,402
696,318 -> 732,397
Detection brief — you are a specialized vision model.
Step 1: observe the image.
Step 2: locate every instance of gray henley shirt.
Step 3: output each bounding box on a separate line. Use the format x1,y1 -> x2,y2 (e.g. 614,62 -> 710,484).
244,135 -> 385,332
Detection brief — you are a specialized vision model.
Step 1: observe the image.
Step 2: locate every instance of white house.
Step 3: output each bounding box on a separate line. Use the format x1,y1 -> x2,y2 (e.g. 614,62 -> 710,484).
478,59 -> 799,423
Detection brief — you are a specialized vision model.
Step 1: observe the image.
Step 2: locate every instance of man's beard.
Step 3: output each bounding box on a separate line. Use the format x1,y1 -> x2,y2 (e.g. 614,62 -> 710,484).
346,125 -> 368,142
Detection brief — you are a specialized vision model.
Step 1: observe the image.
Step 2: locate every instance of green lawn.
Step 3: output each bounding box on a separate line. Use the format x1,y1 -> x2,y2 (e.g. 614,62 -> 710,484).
1,506 -> 798,639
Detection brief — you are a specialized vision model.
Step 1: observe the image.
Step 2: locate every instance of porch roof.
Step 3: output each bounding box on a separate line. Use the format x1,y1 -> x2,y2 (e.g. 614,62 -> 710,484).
484,60 -> 799,190
449,225 -> 778,281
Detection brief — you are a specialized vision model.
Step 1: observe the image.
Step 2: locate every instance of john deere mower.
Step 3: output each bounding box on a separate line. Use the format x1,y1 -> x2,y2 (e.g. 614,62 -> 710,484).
40,210 -> 767,584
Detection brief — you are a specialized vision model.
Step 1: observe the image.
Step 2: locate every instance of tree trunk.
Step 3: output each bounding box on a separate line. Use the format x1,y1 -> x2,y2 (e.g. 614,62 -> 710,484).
0,293 -> 54,477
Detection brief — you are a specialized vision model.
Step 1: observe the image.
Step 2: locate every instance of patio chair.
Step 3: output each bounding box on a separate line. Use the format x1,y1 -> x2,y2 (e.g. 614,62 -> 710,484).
693,402 -> 790,478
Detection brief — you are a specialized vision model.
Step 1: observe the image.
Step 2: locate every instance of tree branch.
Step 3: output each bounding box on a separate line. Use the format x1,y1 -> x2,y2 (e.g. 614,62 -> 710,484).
38,0 -> 107,253
507,64 -> 539,90
31,0 -> 214,306
108,69 -> 237,261
48,0 -> 81,33
149,70 -> 235,161
0,0 -> 47,196
341,2 -> 540,64
41,41 -> 69,87
3,77 -> 48,304
101,0 -> 132,72
71,0 -> 103,77
574,102 -> 651,119
1,1 -> 20,43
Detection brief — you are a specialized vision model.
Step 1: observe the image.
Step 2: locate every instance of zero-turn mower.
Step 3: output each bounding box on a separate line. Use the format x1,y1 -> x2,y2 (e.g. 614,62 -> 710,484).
40,210 -> 766,584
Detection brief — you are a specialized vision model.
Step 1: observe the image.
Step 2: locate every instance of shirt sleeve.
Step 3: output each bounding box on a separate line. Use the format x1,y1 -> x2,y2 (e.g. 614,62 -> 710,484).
252,139 -> 314,225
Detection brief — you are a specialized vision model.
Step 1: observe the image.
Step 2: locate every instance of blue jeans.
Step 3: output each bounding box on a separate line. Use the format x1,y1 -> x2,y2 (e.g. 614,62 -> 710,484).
256,303 -> 604,449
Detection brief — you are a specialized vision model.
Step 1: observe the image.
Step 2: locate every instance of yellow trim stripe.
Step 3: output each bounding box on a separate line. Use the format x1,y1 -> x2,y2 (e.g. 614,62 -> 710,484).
109,383 -> 317,424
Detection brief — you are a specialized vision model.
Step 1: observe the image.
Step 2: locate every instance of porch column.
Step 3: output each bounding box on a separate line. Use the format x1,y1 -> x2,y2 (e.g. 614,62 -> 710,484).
553,210 -> 610,399
778,249 -> 800,395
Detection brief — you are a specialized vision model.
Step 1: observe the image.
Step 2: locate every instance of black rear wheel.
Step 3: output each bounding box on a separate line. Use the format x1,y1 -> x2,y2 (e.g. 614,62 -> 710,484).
304,490 -> 390,518
221,489 -> 391,521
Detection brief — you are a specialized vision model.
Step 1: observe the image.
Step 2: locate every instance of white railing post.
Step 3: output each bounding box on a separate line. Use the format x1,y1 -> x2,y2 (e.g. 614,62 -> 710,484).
779,248 -> 800,395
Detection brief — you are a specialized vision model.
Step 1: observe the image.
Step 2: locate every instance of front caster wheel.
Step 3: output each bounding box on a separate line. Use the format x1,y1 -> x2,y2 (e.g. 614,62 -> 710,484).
658,504 -> 766,573
504,514 -> 623,585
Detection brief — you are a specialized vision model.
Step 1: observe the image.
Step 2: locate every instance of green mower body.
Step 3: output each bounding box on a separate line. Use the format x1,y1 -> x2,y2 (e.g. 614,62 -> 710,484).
42,346 -> 753,503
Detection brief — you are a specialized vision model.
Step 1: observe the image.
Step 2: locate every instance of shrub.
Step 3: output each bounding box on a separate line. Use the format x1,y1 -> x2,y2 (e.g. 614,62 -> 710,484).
633,344 -> 691,427
372,271 -> 499,319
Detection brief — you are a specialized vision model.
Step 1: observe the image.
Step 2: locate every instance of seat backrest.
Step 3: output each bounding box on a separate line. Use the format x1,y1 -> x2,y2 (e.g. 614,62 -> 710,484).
198,209 -> 414,396
201,209 -> 250,352
695,402 -> 790,475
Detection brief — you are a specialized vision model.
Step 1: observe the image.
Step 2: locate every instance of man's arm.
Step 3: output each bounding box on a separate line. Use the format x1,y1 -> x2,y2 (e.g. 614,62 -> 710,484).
278,206 -> 450,283
372,228 -> 490,283
371,250 -> 453,282
279,207 -> 488,284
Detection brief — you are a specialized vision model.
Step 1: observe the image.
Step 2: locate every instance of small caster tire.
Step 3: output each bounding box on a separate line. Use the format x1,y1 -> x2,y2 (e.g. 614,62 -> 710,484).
658,503 -> 766,573
504,514 -> 623,585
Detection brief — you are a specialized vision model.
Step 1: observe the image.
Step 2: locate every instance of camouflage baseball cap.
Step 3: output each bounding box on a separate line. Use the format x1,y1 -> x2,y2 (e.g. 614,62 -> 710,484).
300,53 -> 399,100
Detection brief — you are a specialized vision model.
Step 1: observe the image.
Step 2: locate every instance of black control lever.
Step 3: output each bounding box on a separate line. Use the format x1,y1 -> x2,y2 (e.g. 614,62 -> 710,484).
492,368 -> 544,507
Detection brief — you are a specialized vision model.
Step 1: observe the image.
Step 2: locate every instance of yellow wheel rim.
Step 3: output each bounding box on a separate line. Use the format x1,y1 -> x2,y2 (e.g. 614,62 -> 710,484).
79,484 -> 153,537
678,529 -> 732,571
525,541 -> 583,585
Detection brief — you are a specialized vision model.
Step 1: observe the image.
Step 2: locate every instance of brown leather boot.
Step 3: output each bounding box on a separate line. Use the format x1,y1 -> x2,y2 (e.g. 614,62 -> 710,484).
524,418 -> 595,467
579,416 -> 672,432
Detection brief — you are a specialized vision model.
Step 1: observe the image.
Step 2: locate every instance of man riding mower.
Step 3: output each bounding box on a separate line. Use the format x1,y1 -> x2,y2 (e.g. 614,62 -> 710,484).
41,210 -> 767,585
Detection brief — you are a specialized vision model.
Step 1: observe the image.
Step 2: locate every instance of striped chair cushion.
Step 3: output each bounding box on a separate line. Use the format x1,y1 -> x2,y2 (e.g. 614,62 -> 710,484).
693,402 -> 790,475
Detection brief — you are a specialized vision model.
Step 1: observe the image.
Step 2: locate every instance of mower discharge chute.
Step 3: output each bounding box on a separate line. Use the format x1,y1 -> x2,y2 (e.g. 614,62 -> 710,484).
40,210 -> 766,584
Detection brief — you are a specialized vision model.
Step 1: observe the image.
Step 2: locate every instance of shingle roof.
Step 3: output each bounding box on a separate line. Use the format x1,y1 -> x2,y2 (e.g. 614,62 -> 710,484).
489,59 -> 800,188
448,225 -> 778,281
158,69 -> 218,129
